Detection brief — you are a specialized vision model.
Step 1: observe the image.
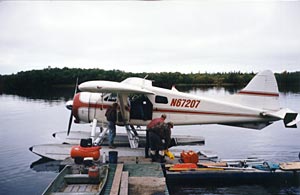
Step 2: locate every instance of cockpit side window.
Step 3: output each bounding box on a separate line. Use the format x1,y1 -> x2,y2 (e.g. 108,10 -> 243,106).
104,93 -> 117,102
155,95 -> 168,104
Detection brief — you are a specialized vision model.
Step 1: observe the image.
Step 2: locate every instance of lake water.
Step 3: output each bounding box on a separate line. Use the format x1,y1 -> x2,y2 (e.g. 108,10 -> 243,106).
0,86 -> 300,195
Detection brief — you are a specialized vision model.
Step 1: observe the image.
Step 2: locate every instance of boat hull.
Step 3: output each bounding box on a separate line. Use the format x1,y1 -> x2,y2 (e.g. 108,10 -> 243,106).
42,165 -> 109,195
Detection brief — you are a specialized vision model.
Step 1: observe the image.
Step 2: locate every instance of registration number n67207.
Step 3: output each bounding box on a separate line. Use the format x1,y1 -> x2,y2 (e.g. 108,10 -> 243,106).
170,98 -> 200,108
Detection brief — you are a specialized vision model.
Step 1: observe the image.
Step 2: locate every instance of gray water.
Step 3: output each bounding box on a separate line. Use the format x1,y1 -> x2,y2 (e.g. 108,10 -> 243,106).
0,87 -> 300,195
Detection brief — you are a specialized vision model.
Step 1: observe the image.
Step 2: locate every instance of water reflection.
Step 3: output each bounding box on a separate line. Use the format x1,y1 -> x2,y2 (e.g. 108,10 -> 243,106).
176,85 -> 243,94
169,184 -> 300,195
1,86 -> 74,101
278,83 -> 300,94
30,158 -> 61,172
178,84 -> 300,95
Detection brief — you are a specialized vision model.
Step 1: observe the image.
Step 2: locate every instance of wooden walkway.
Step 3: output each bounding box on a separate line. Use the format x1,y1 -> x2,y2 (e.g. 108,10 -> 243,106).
102,162 -> 167,195
61,156 -> 169,195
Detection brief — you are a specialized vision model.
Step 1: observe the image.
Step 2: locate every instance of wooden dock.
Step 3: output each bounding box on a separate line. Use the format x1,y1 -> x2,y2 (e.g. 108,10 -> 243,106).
61,156 -> 169,195
56,148 -> 300,195
103,163 -> 166,195
104,156 -> 168,195
51,152 -> 300,195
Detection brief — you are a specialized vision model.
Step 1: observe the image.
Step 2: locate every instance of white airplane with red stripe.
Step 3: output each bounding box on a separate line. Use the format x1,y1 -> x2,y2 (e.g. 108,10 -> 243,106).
66,70 -> 298,148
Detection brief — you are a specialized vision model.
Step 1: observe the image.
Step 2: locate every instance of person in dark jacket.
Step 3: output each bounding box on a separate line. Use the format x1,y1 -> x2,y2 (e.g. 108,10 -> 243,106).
145,114 -> 167,157
105,103 -> 118,148
148,121 -> 173,163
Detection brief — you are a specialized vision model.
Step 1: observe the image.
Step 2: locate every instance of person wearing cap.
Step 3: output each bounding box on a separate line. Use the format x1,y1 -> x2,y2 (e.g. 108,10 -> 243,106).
148,121 -> 173,163
145,114 -> 167,158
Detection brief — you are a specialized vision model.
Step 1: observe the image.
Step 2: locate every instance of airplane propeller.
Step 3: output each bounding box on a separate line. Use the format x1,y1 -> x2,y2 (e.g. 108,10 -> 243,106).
66,78 -> 78,136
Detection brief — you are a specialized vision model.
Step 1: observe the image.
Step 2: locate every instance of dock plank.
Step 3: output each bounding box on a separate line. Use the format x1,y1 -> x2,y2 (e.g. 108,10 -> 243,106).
110,164 -> 124,195
129,177 -> 166,195
119,171 -> 129,195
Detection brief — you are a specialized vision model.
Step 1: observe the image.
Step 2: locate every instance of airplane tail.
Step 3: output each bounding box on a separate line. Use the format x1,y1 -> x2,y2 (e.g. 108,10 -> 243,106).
232,70 -> 299,128
235,70 -> 280,111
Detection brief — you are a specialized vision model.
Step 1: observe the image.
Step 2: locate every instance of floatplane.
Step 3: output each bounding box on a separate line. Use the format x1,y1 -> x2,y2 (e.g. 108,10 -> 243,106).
30,70 -> 299,160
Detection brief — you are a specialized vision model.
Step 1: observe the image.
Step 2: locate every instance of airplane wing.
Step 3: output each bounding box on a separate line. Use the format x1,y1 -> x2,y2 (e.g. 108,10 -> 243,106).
78,80 -> 154,94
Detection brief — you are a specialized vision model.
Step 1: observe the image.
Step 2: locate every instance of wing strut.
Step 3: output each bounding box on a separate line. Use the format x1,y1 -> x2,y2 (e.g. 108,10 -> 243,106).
94,127 -> 109,146
118,94 -> 139,148
92,118 -> 109,145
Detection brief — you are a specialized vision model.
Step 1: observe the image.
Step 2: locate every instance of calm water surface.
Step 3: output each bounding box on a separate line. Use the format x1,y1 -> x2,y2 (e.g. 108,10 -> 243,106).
0,86 -> 300,195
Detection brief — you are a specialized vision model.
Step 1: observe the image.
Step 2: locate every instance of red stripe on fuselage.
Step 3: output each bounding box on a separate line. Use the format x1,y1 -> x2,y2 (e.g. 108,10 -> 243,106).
154,108 -> 258,118
72,93 -> 259,120
238,91 -> 279,97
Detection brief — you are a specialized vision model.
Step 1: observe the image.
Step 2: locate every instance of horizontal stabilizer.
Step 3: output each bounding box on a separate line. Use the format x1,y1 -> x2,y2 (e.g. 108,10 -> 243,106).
262,109 -> 299,128
284,113 -> 299,128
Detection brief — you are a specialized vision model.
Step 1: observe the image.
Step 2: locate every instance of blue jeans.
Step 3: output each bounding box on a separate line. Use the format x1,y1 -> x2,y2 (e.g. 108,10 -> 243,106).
108,121 -> 116,145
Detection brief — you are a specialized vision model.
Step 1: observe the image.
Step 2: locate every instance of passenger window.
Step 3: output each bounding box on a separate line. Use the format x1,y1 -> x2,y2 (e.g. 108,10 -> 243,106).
155,96 -> 168,104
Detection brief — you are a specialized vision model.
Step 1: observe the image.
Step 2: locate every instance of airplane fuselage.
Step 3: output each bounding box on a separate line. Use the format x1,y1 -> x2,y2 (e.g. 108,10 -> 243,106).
72,79 -> 276,129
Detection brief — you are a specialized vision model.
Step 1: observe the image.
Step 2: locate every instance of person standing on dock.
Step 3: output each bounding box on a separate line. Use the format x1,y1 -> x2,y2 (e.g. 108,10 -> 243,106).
145,114 -> 167,158
148,121 -> 173,163
105,103 -> 118,149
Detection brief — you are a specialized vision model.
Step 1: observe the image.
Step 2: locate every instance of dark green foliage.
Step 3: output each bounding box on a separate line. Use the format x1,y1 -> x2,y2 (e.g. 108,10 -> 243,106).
0,68 -> 299,93
275,71 -> 300,93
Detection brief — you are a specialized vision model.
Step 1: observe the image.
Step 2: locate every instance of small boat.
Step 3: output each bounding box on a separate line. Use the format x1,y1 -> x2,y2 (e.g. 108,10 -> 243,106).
42,164 -> 109,195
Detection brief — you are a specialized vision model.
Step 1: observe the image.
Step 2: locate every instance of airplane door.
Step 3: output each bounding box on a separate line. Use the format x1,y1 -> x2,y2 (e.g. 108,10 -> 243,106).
129,95 -> 153,120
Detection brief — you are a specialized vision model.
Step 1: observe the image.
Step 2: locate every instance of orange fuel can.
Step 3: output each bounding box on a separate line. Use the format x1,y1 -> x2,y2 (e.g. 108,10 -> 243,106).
180,150 -> 199,163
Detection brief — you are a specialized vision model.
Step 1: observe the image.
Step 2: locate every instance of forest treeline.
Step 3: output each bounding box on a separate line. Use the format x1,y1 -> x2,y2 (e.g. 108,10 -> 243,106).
0,67 -> 299,93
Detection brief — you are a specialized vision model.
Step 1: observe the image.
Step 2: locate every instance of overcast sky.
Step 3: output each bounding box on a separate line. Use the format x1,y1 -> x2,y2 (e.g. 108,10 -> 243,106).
0,1 -> 299,75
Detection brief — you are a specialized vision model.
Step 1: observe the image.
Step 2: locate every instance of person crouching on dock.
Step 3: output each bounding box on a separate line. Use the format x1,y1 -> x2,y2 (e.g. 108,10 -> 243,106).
145,114 -> 167,157
148,122 -> 173,163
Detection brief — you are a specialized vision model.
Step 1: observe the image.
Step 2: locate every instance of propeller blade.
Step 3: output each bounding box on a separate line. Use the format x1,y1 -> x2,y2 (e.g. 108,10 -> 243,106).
74,77 -> 78,96
67,110 -> 73,136
67,77 -> 79,136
